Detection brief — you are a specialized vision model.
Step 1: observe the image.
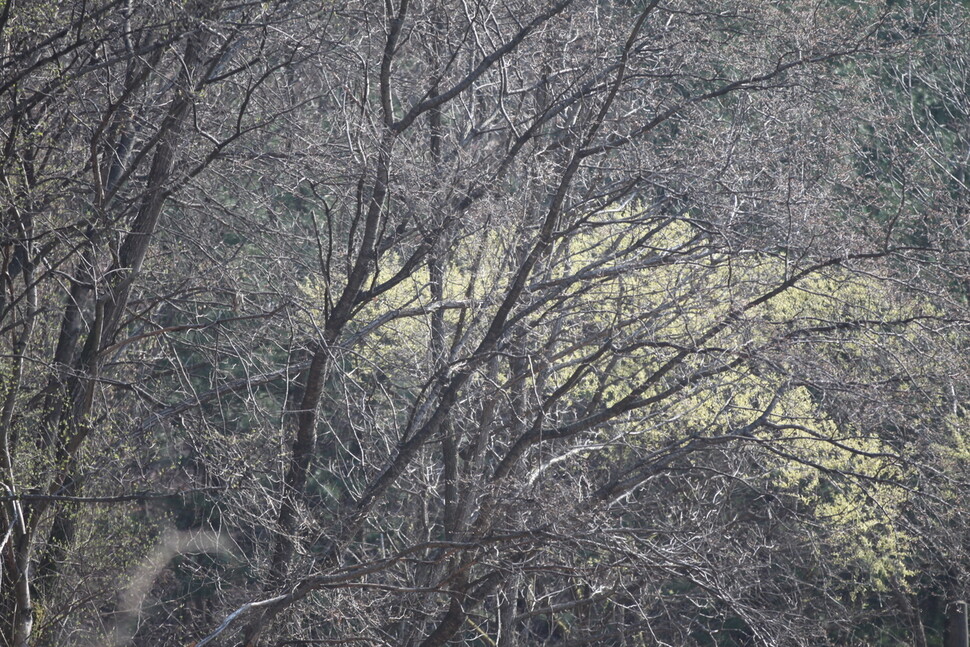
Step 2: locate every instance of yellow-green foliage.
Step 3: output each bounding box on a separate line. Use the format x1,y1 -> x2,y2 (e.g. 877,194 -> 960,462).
300,208 -> 928,589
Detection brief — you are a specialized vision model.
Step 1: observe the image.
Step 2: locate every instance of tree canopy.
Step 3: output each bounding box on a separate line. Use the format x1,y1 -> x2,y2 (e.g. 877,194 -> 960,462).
2,1 -> 970,646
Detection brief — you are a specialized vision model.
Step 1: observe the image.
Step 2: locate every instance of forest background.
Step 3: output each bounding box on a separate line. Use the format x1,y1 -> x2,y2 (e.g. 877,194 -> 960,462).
2,1 -> 970,646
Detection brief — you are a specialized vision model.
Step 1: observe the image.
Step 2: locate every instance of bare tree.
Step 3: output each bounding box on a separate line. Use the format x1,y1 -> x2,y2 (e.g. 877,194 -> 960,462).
3,1 -> 969,647
0,1 -> 328,644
